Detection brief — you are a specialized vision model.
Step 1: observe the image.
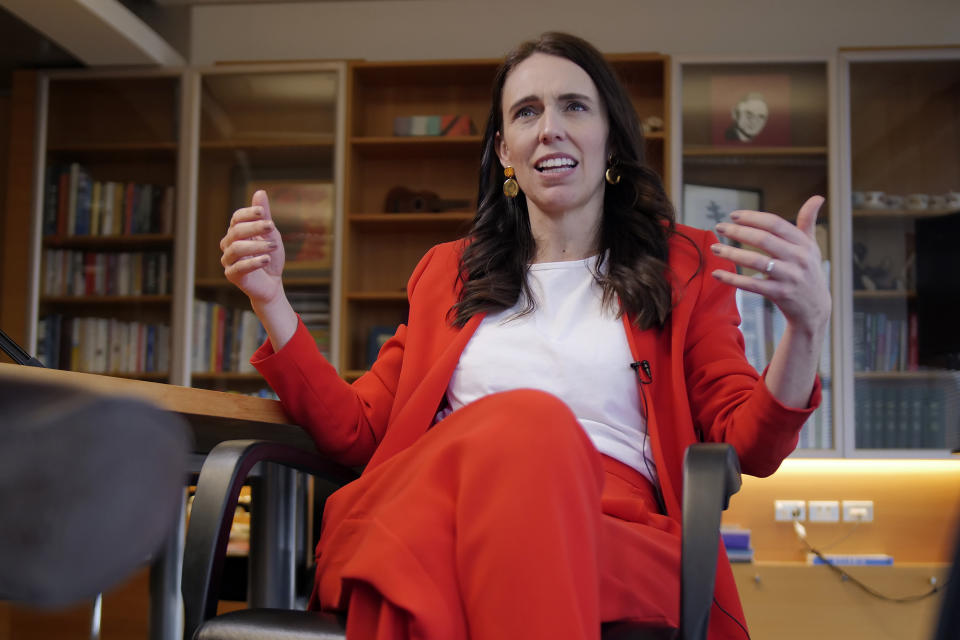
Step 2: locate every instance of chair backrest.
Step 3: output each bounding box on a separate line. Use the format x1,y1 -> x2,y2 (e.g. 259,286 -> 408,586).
681,444 -> 742,640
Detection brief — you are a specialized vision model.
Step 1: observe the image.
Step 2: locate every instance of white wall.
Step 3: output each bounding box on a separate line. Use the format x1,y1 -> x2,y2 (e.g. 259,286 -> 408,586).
190,0 -> 960,64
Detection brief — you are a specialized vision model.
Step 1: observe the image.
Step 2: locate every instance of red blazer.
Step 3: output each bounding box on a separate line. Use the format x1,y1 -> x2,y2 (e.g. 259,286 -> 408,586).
253,224 -> 820,633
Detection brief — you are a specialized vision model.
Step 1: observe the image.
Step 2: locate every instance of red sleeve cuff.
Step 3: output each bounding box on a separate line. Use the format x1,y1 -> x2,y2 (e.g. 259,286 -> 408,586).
251,316 -> 335,381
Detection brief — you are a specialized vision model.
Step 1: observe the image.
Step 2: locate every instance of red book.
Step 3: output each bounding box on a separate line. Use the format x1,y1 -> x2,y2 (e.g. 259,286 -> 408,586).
124,183 -> 137,235
84,252 -> 96,295
907,311 -> 919,371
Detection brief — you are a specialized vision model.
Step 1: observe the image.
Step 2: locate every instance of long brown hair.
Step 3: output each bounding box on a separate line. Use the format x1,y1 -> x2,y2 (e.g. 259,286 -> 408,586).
450,32 -> 686,330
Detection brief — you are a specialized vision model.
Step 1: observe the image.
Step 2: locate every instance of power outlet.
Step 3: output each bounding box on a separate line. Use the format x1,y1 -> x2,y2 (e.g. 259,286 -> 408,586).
842,500 -> 874,522
808,500 -> 840,522
774,499 -> 806,521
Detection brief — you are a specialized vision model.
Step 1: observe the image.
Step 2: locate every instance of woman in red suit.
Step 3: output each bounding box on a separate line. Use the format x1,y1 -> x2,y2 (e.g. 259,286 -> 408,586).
219,32 -> 830,640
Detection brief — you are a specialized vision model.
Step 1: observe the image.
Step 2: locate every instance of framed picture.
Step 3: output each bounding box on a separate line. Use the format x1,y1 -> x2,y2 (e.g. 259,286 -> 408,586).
710,74 -> 791,146
245,181 -> 334,274
682,183 -> 763,232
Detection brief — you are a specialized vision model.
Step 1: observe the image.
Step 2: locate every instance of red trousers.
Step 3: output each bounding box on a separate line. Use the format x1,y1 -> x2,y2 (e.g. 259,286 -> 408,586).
309,389 -> 682,639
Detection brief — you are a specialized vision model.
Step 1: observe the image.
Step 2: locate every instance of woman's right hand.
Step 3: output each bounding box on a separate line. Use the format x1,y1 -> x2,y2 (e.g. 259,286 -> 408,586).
220,190 -> 286,306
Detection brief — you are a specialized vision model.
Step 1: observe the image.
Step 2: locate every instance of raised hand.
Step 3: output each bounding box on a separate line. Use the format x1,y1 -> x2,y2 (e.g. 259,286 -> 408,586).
710,195 -> 831,336
220,190 -> 286,306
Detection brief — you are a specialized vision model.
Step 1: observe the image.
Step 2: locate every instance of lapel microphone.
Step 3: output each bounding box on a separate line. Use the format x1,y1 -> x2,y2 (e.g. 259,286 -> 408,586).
630,360 -> 653,384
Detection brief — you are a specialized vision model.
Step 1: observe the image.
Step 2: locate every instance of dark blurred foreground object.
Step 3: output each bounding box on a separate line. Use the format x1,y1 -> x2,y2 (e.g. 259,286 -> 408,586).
0,377 -> 191,607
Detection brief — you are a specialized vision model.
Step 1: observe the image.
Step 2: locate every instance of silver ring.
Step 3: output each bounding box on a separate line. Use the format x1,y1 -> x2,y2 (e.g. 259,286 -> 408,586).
764,259 -> 776,274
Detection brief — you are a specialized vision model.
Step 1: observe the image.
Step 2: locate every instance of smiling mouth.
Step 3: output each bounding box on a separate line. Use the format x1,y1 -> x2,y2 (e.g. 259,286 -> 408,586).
535,157 -> 578,173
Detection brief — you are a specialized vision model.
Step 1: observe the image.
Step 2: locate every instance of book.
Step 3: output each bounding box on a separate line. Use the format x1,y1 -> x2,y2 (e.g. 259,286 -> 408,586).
66,163 -> 81,236
807,553 -> 893,566
720,527 -> 751,550
43,164 -> 59,236
726,548 -> 755,563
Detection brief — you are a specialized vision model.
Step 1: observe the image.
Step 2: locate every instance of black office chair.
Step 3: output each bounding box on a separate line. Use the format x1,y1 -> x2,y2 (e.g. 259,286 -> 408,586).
182,440 -> 741,640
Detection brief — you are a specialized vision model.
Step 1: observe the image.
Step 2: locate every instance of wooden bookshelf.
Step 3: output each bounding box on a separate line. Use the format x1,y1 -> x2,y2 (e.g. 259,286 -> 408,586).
32,72 -> 182,381
191,64 -> 344,389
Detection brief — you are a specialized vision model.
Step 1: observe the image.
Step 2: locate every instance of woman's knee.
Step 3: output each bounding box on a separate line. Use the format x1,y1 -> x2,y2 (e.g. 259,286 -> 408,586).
459,389 -> 596,462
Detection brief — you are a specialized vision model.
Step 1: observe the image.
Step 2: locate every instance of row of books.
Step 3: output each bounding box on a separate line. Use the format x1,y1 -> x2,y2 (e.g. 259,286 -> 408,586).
192,289 -> 332,374
192,300 -> 267,374
287,290 -> 331,360
854,382 -> 954,449
43,249 -> 170,297
852,310 -> 918,372
797,380 -> 833,449
43,163 -> 175,237
36,315 -> 170,374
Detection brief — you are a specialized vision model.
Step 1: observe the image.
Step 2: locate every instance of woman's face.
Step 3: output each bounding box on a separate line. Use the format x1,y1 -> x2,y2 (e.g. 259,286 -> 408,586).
496,53 -> 609,218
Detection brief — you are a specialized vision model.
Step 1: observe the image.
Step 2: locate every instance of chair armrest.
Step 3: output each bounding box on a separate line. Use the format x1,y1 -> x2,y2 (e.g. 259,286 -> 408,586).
680,443 -> 742,640
182,439 -> 359,640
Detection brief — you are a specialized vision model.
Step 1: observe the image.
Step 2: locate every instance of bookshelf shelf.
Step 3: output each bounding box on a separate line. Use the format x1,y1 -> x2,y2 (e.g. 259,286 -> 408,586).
111,371 -> 170,382
40,295 -> 174,305
349,212 -> 474,232
42,234 -> 175,249
351,135 -> 483,148
346,291 -> 408,302
48,142 -> 178,153
45,145 -> 178,166
852,290 -> 916,300
852,207 -> 960,219
284,277 -> 333,288
683,145 -> 827,156
191,372 -> 265,382
854,370 -> 959,380
200,135 -> 335,149
194,276 -> 333,289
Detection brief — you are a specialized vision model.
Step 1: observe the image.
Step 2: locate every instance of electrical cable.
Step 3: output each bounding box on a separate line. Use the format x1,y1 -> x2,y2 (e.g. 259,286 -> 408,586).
815,520 -> 862,551
793,520 -> 949,603
712,596 -> 751,639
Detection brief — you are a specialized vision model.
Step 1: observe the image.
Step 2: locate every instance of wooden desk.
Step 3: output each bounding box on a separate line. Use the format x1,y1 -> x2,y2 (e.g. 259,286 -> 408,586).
0,363 -> 315,640
734,562 -> 949,640
0,362 -> 313,453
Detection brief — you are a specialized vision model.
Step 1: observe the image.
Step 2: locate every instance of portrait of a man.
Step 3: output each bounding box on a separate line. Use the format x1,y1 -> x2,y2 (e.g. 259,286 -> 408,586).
725,92 -> 770,142
711,74 -> 791,146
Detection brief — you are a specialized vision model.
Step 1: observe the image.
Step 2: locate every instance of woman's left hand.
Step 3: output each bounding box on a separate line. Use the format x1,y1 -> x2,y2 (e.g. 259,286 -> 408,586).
710,195 -> 831,336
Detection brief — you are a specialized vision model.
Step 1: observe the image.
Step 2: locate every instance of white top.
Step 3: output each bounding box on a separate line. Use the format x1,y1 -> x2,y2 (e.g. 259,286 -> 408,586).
445,255 -> 658,486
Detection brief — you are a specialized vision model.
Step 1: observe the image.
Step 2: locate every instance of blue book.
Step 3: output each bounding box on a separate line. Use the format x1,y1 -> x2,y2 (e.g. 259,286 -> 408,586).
808,553 -> 893,566
721,528 -> 752,551
726,548 -> 755,563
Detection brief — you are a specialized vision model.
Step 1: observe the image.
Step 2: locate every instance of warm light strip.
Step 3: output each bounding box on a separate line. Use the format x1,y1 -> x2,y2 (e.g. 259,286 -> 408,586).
778,458 -> 960,475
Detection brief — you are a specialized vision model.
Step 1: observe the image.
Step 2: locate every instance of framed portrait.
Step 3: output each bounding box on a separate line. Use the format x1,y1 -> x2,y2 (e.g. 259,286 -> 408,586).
245,181 -> 334,274
710,74 -> 791,146
682,183 -> 762,232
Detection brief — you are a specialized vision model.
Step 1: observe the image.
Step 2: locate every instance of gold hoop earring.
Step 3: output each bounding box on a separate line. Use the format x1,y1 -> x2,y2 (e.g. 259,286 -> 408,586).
503,165 -> 519,198
605,154 -> 621,185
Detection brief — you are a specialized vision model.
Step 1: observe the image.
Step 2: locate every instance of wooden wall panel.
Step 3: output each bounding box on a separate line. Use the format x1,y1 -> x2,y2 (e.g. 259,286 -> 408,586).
723,460 -> 960,563
0,71 -> 37,354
